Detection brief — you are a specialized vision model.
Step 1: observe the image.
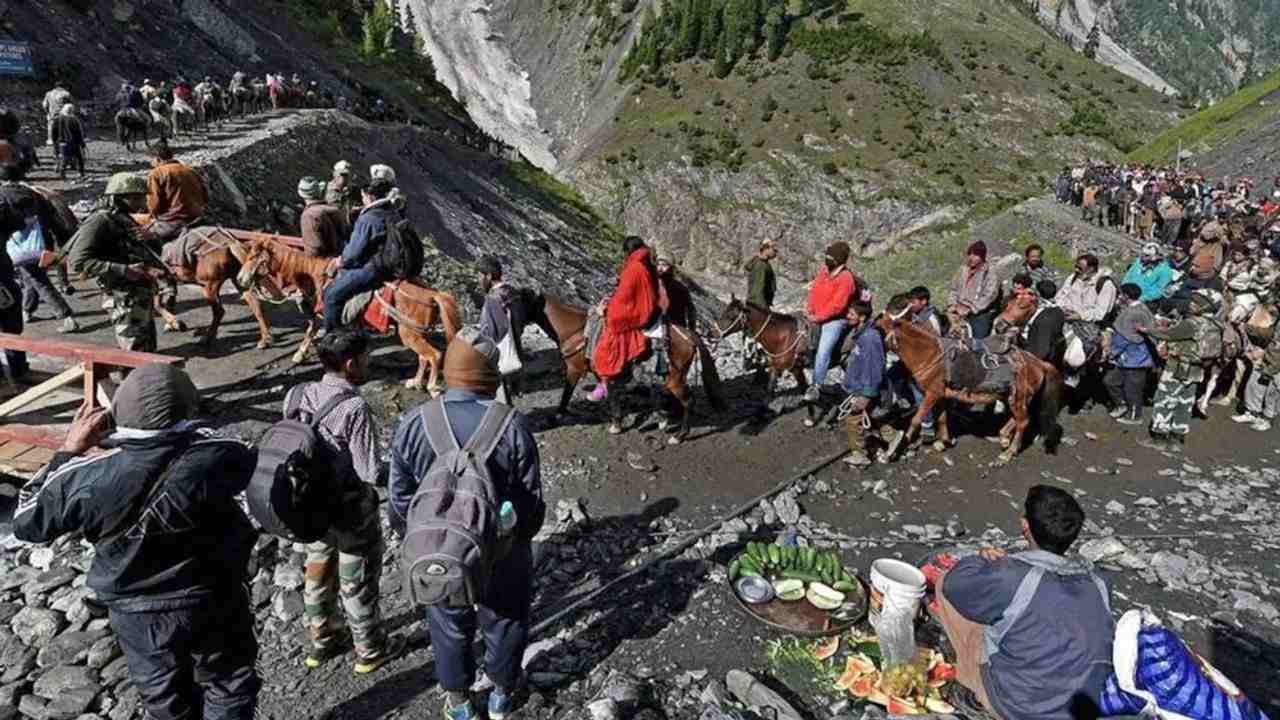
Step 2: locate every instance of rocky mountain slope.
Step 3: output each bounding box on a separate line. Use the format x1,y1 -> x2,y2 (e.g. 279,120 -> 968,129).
1031,0 -> 1280,103
408,0 -> 1183,292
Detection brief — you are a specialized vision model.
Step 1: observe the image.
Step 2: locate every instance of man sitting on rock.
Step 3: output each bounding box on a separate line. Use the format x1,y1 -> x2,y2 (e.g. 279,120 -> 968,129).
14,365 -> 261,720
933,484 -> 1113,720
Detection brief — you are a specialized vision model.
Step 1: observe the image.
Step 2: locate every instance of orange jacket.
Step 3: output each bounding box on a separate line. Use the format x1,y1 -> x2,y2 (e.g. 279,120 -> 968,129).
806,266 -> 855,322
594,247 -> 659,380
147,160 -> 208,224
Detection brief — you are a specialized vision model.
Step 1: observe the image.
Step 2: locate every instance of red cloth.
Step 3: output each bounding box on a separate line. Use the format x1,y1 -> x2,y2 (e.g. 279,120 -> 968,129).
361,284 -> 396,334
805,266 -> 856,322
174,85 -> 193,103
594,248 -> 659,380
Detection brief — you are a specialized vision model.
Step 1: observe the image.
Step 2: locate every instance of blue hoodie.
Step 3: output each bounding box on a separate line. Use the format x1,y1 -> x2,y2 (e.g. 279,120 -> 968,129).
1122,258 -> 1175,303
842,322 -> 885,398
943,550 -> 1115,720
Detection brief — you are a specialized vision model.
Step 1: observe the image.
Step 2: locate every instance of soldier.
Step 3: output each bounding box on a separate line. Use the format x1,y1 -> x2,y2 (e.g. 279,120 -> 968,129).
67,173 -> 161,353
325,160 -> 361,223
1144,289 -> 1222,450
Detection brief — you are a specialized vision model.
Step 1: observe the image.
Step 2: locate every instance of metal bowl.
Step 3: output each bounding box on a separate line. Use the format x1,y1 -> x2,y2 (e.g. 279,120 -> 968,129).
735,576 -> 775,604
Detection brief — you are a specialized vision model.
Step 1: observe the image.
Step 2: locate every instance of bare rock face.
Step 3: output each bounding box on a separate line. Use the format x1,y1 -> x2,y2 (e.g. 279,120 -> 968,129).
1034,0 -> 1176,94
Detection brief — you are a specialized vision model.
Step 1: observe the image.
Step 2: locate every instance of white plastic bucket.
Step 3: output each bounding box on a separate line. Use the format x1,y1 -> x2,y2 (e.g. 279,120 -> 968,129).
869,558 -> 926,616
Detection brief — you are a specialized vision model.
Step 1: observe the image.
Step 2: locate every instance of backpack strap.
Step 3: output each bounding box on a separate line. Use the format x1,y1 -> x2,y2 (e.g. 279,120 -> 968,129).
308,391 -> 357,429
981,565 -> 1046,664
463,403 -> 517,463
420,397 -> 459,455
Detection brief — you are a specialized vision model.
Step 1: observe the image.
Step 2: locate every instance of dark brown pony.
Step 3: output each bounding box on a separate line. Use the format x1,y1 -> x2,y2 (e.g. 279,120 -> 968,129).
879,296 -> 1064,464
519,291 -> 725,442
713,296 -> 808,406
237,240 -> 462,392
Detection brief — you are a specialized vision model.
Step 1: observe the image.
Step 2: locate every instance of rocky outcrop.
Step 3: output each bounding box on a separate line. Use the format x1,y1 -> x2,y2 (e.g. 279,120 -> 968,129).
181,0 -> 262,63
1036,0 -> 1176,94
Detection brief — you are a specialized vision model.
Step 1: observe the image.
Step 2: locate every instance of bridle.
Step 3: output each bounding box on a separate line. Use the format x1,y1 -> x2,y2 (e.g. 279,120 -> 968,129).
882,303 -> 913,351
713,303 -> 802,360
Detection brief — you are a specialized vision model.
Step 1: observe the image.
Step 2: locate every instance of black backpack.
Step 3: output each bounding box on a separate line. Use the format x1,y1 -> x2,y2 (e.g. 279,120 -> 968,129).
247,390 -> 355,543
402,399 -> 514,607
378,217 -> 425,280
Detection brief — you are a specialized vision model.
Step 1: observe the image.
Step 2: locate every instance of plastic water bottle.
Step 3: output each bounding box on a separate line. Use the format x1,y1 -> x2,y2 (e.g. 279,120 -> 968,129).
499,501 -> 517,536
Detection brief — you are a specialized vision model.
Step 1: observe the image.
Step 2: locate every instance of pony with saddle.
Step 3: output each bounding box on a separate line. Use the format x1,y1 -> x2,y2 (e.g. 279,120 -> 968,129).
879,294 -> 1064,464
115,108 -> 150,151
147,98 -> 172,144
237,240 -> 461,391
713,296 -> 810,409
514,290 -> 725,442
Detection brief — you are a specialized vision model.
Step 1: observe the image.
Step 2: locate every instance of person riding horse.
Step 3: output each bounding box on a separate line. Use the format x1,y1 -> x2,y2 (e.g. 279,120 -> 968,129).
588,236 -> 660,403
322,179 -> 399,334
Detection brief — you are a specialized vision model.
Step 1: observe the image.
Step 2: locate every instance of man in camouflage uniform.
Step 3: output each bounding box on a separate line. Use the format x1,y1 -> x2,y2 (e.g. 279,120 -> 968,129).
67,174 -> 159,353
1145,289 -> 1221,450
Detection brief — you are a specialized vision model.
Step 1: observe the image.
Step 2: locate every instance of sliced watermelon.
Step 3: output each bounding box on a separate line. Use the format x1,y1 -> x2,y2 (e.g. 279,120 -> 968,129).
813,636 -> 840,661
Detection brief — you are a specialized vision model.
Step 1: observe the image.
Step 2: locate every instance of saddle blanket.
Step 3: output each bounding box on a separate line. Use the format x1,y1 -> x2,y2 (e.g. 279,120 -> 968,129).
342,285 -> 395,333
940,336 -> 1016,394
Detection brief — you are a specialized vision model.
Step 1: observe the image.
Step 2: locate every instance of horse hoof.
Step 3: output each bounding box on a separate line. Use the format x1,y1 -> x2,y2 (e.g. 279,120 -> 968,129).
291,350 -> 306,365
608,424 -> 623,436
667,435 -> 682,446
803,418 -> 815,428
932,440 -> 947,452
886,431 -> 905,457
999,438 -> 1012,450
996,453 -> 1014,466
256,338 -> 273,350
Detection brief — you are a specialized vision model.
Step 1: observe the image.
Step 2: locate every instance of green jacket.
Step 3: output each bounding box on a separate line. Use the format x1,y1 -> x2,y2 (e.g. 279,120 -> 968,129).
745,256 -> 776,309
1148,316 -> 1210,382
67,210 -> 143,290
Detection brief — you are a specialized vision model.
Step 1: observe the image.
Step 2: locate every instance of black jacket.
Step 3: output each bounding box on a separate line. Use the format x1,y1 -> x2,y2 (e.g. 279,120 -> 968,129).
1023,305 -> 1066,362
14,427 -> 258,611
0,183 -> 72,279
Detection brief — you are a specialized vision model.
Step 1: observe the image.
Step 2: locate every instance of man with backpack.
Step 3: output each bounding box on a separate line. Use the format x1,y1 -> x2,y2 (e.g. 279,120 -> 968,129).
1144,289 -> 1222,450
277,330 -> 406,673
389,327 -> 545,720
322,177 -> 421,333
13,364 -> 262,720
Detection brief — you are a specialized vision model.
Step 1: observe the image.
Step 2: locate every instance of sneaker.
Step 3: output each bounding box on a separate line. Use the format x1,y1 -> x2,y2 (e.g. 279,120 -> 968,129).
443,698 -> 477,720
59,317 -> 79,334
842,450 -> 872,468
1117,411 -> 1144,426
587,383 -> 608,403
1232,412 -> 1259,424
488,687 -> 516,720
353,634 -> 406,675
304,642 -> 349,670
803,385 -> 820,402
1109,406 -> 1128,419
1251,419 -> 1272,432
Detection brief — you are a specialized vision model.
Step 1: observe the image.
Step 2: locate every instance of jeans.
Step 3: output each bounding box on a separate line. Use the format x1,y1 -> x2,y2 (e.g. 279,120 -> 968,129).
1104,367 -> 1148,414
108,594 -> 260,720
811,319 -> 848,387
966,308 -> 996,340
323,266 -> 380,332
424,543 -> 533,692
18,264 -> 73,319
0,277 -> 28,379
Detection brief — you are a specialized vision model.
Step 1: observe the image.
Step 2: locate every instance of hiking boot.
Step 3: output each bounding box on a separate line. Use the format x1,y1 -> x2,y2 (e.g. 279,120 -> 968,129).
353,634 -> 406,676
1232,411 -> 1259,424
304,642 -> 349,670
803,385 -> 820,402
59,317 -> 79,334
1116,409 -> 1144,426
842,450 -> 872,468
587,383 -> 608,403
487,688 -> 517,720
1250,418 -> 1272,432
443,694 -> 477,720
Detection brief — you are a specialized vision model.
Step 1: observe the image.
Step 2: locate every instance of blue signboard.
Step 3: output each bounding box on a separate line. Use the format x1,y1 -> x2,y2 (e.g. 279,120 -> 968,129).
0,41 -> 34,77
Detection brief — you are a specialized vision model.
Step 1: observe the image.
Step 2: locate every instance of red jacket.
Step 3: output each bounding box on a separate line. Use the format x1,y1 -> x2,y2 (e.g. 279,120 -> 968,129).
594,248 -> 659,380
806,266 -> 855,323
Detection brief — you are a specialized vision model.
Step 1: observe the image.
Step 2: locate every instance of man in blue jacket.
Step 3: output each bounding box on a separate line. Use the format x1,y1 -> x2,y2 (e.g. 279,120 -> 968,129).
935,485 -> 1113,720
323,178 -> 398,333
14,365 -> 261,720
1121,243 -> 1175,304
389,327 -> 545,720
840,302 -> 884,468
1105,283 -> 1155,425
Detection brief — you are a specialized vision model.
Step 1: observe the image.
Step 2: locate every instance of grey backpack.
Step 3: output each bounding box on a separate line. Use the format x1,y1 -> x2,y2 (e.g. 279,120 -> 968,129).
402,399 -> 514,607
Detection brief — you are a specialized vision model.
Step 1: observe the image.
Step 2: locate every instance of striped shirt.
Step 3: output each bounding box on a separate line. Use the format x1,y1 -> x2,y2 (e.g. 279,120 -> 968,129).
282,374 -> 382,485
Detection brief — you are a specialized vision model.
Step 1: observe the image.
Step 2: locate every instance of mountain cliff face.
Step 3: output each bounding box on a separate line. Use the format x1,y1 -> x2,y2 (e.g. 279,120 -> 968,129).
407,0 -> 1179,291
1033,0 -> 1280,102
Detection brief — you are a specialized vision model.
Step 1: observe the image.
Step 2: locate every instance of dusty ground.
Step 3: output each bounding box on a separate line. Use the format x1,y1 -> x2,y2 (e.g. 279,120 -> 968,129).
4,131 -> 1280,720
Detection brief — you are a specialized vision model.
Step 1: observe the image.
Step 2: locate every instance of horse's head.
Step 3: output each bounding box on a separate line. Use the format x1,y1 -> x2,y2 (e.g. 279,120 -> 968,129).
879,294 -> 914,351
237,240 -> 277,290
714,295 -> 748,340
1000,293 -> 1038,327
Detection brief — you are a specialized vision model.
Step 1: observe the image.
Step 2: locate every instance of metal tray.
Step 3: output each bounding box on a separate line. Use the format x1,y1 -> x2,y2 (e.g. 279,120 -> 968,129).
729,572 -> 869,638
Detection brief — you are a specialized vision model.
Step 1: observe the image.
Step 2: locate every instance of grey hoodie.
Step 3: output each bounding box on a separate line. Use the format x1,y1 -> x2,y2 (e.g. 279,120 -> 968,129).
943,550 -> 1114,720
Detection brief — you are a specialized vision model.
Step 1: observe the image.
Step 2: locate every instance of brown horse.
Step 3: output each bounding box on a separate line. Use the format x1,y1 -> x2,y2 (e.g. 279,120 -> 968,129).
518,291 -> 725,442
237,240 -> 461,391
879,295 -> 1064,464
713,296 -> 809,408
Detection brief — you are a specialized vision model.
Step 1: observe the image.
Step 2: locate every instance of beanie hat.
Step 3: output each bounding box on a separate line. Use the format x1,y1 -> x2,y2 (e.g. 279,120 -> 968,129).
443,326 -> 501,393
369,164 -> 397,184
111,364 -> 200,431
297,176 -> 326,201
1142,242 -> 1160,259
966,241 -> 988,261
477,256 -> 502,277
825,241 -> 851,266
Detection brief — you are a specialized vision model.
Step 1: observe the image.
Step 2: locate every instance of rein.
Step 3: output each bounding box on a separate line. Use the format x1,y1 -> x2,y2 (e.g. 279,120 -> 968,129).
714,305 -> 802,360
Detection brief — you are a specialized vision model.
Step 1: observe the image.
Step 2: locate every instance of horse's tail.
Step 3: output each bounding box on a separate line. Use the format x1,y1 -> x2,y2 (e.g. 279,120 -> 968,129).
433,292 -> 461,343
697,335 -> 727,411
1038,363 -> 1065,454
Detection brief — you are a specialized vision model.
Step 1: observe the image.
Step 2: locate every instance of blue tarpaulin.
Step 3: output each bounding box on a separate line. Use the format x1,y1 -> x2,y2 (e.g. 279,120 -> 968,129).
0,41 -> 34,77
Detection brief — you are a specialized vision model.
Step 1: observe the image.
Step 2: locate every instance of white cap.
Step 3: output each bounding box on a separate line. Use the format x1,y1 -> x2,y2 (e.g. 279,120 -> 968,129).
333,160 -> 353,176
370,164 -> 397,183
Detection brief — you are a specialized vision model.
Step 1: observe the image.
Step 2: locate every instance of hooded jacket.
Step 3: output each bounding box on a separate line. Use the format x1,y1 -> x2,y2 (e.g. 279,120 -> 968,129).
943,550 -> 1114,720
594,247 -> 659,379
1058,269 -> 1117,323
13,426 -> 257,611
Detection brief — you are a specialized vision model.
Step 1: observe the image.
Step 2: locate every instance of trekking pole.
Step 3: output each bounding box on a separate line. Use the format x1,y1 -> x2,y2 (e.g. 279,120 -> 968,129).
528,446 -> 850,638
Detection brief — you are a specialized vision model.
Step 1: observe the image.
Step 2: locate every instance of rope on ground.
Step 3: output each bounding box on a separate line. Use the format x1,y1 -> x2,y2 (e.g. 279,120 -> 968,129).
528,446 -> 850,638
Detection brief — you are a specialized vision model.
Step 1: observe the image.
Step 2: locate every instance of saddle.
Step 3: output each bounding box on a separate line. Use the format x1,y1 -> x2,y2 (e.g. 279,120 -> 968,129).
940,337 -> 1017,393
341,282 -> 399,333
119,108 -> 147,124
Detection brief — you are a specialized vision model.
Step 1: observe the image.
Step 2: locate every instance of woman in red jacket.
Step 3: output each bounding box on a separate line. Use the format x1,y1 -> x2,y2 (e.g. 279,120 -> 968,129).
804,242 -> 857,401
589,236 -> 660,401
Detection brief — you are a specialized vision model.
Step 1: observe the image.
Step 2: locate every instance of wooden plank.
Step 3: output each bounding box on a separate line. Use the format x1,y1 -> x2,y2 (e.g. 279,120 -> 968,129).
0,334 -> 182,368
0,424 -> 69,450
0,366 -> 86,417
0,440 -> 33,460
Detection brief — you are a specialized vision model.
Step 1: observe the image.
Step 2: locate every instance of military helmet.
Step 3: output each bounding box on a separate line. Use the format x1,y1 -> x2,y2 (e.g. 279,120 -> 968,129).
104,173 -> 147,196
1189,288 -> 1223,314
